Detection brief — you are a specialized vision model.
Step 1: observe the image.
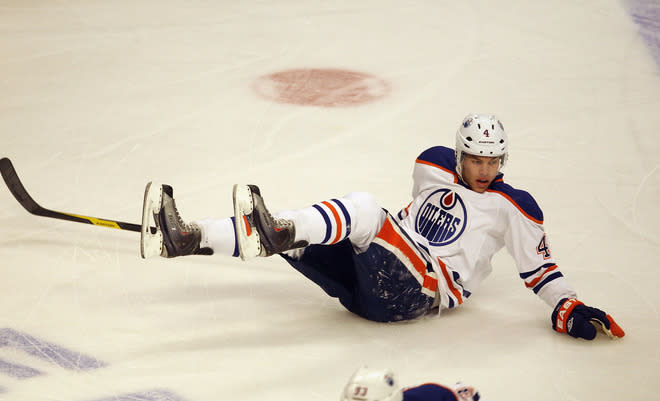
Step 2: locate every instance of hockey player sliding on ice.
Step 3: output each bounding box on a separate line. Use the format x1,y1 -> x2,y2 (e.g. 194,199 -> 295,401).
140,113 -> 625,340
341,366 -> 483,401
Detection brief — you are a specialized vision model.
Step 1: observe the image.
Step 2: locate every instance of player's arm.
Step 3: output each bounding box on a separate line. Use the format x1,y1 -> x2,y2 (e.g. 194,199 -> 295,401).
502,192 -> 624,340
506,225 -> 576,307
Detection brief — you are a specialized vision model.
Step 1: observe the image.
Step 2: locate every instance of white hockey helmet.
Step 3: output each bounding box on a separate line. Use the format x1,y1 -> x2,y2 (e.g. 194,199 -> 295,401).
341,367 -> 403,401
455,113 -> 508,177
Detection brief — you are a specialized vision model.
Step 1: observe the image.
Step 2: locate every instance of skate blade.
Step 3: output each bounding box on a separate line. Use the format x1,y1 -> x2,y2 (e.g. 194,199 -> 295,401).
140,181 -> 164,259
233,184 -> 260,261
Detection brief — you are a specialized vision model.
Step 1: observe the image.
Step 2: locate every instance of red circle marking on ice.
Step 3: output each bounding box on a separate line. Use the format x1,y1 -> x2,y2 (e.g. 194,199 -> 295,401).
253,68 -> 390,107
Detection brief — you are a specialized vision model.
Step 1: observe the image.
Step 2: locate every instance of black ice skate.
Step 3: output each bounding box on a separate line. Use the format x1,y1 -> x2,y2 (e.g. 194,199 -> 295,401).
233,184 -> 308,260
140,182 -> 213,259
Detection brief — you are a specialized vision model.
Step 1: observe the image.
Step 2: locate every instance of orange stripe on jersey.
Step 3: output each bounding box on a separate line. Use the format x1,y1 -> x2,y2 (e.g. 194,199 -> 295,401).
437,258 -> 463,305
415,159 -> 458,183
486,189 -> 543,224
524,264 -> 558,288
423,275 -> 438,292
377,219 -> 429,276
321,201 -> 343,244
375,217 -> 438,294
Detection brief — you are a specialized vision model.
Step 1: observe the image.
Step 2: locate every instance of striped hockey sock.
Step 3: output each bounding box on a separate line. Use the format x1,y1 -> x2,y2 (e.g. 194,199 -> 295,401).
278,197 -> 355,246
312,199 -> 353,244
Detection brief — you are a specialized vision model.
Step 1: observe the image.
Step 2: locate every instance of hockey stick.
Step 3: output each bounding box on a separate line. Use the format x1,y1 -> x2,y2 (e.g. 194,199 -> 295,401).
1,157 -> 144,232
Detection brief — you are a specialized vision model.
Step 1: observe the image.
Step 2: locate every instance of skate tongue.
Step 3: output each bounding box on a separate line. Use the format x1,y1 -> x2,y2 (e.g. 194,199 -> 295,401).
140,182 -> 165,259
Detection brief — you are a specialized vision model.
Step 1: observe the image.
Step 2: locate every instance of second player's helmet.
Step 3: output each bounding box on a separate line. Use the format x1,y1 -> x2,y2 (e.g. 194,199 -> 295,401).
341,367 -> 403,401
455,113 -> 508,178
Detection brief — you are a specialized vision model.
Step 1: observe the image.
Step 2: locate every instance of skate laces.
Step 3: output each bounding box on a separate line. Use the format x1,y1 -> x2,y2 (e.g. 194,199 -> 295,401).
166,197 -> 195,234
274,216 -> 292,230
253,193 -> 291,232
264,209 -> 292,232
260,198 -> 293,233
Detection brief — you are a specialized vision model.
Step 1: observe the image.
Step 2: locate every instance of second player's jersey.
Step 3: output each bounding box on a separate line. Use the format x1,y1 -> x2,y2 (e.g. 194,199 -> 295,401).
403,382 -> 481,401
395,146 -> 576,309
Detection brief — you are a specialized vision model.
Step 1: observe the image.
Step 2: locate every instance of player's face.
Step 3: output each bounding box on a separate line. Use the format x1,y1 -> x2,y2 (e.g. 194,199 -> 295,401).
461,154 -> 500,193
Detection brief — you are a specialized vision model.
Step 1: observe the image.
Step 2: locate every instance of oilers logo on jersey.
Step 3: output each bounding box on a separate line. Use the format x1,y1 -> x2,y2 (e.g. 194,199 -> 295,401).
415,188 -> 467,246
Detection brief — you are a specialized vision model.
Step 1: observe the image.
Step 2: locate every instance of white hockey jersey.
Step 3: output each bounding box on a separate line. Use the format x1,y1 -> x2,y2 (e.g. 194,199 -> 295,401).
395,146 -> 576,310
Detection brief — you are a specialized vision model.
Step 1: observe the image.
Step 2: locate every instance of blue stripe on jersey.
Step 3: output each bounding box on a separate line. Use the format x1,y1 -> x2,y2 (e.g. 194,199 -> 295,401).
313,204 -> 332,244
532,271 -> 564,294
332,199 -> 352,237
451,270 -> 468,299
417,242 -> 431,263
519,262 -> 556,279
417,146 -> 457,171
448,270 -> 471,301
489,180 -> 544,222
403,383 -> 461,401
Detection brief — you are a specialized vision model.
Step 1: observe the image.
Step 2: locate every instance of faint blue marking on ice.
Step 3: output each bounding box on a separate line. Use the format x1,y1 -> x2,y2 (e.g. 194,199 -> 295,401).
0,328 -> 106,371
0,358 -> 42,378
626,0 -> 660,68
86,389 -> 188,401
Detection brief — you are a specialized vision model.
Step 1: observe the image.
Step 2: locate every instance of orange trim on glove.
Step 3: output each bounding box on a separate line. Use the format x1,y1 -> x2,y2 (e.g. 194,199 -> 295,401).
554,298 -> 583,334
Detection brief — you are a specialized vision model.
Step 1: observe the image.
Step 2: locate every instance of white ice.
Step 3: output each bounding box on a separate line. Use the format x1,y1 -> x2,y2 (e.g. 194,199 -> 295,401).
0,1 -> 659,401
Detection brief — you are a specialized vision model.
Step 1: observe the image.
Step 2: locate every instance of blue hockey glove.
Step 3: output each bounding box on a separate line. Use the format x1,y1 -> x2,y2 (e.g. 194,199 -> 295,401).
551,298 -> 625,340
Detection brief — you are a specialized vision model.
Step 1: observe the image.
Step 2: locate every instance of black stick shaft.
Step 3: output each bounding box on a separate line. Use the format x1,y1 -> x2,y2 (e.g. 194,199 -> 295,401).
0,157 -> 141,232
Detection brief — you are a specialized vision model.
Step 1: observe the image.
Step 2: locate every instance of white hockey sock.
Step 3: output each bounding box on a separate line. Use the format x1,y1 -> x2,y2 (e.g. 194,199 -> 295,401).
194,217 -> 239,257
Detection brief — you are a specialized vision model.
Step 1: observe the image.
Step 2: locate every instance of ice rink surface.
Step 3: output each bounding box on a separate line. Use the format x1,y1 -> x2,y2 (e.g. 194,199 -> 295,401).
1,1 -> 659,400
